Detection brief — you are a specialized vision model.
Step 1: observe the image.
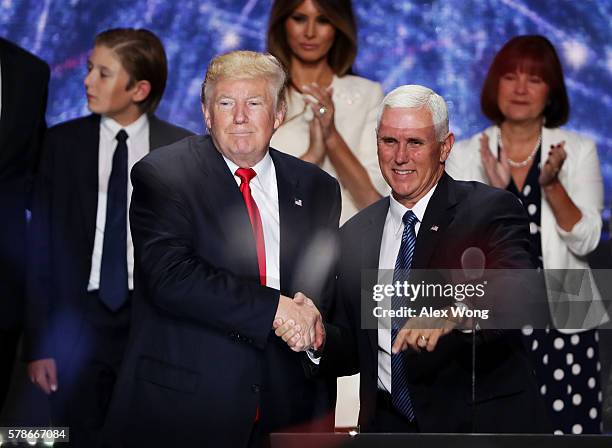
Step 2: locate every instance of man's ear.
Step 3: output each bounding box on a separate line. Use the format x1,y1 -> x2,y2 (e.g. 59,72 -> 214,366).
202,103 -> 212,129
273,102 -> 287,130
130,80 -> 152,104
440,132 -> 455,163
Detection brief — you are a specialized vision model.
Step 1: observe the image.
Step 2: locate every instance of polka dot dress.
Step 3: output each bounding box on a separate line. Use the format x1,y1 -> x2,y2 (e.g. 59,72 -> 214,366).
522,326 -> 602,434
506,146 -> 603,434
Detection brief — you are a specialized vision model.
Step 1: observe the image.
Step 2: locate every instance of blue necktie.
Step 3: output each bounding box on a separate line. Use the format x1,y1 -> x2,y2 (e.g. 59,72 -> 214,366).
391,210 -> 419,421
99,129 -> 129,311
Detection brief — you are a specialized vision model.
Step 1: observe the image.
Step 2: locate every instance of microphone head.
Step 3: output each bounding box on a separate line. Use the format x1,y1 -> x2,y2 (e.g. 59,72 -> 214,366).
461,246 -> 486,280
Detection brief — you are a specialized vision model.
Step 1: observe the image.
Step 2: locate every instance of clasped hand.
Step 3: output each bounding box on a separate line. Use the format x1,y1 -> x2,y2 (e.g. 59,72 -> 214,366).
273,292 -> 325,352
301,83 -> 336,165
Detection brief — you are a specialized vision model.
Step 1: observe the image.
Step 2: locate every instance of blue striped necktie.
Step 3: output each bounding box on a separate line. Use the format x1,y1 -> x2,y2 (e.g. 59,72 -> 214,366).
391,209 -> 419,421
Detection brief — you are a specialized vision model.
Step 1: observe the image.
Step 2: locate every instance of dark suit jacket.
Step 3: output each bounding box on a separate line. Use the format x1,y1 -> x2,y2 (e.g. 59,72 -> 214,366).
0,38 -> 49,330
103,135 -> 341,447
321,173 -> 551,434
23,114 -> 192,364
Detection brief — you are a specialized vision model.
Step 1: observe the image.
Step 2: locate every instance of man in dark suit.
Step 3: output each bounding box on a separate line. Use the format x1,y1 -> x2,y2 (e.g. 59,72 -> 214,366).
103,50 -> 340,447
24,29 -> 192,445
0,37 -> 49,412
286,84 -> 550,433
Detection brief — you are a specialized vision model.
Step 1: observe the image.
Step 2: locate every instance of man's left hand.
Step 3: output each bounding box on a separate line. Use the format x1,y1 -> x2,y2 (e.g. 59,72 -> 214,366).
391,314 -> 456,354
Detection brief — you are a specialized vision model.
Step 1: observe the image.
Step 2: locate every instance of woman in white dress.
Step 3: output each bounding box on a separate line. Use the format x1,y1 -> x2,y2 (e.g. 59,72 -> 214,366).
267,0 -> 387,224
446,35 -> 607,434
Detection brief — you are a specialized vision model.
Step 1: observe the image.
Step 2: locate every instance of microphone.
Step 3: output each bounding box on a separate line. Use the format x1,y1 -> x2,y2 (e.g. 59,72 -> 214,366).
461,246 -> 486,280
460,246 -> 485,434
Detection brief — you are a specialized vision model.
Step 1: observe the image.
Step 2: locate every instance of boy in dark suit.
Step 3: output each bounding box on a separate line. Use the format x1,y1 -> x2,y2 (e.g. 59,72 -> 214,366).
24,28 -> 192,445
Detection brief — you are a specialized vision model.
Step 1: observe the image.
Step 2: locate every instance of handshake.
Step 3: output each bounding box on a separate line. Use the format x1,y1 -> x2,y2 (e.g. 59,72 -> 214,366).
273,292 -> 325,353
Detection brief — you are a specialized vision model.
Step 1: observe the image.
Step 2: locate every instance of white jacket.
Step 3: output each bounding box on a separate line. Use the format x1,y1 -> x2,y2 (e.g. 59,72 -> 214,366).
447,125 -> 609,332
270,75 -> 388,224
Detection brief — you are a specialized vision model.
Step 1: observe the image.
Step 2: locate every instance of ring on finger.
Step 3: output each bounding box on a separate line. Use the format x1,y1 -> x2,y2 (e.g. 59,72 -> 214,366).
419,335 -> 429,343
318,105 -> 327,115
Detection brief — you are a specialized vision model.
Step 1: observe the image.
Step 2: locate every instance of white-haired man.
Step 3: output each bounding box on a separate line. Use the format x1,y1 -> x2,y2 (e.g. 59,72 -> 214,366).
298,85 -> 551,433
103,51 -> 340,447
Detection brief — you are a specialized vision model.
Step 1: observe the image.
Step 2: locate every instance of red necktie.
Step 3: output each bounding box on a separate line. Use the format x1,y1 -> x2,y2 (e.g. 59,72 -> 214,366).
235,168 -> 266,286
235,168 -> 266,422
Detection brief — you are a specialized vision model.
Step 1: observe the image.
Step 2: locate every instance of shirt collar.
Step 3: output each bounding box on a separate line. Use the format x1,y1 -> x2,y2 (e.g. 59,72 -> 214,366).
222,151 -> 274,188
388,183 -> 438,237
101,113 -> 148,140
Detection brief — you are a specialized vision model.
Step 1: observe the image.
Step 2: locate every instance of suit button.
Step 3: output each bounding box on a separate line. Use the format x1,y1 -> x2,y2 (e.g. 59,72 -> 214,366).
252,384 -> 260,393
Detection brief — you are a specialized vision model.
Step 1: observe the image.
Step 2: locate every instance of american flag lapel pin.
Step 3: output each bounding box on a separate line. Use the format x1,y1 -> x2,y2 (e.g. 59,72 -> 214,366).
430,225 -> 439,232
294,198 -> 303,206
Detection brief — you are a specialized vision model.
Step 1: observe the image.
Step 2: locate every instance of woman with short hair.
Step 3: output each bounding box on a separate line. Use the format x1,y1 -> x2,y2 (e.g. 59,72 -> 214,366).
447,34 -> 607,434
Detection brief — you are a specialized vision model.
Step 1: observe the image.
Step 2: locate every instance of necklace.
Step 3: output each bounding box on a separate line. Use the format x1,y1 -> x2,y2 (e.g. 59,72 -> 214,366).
499,128 -> 542,168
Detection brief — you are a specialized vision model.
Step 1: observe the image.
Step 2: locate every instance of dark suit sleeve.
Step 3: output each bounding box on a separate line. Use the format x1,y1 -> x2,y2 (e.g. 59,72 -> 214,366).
481,189 -> 533,269
317,226 -> 362,378
300,177 -> 342,376
405,189 -> 543,381
475,189 -> 547,331
130,159 -> 280,350
23,130 -> 56,361
25,61 -> 50,202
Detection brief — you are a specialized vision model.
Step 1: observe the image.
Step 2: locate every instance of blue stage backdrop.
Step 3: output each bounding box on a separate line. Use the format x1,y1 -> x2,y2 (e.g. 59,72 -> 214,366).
2,0 -> 611,222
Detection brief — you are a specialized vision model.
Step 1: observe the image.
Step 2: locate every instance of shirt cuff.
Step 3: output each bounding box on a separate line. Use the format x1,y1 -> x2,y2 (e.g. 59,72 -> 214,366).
306,348 -> 321,365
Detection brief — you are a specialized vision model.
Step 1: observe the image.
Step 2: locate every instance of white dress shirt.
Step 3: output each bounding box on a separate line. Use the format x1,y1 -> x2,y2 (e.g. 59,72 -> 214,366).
222,152 -> 281,290
87,114 -> 149,291
377,185 -> 437,393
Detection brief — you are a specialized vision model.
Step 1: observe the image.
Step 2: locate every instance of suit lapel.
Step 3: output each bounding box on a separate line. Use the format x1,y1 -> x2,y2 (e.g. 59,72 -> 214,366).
412,172 -> 458,269
269,149 -> 304,294
196,136 -> 260,278
360,198 -> 390,358
78,115 -> 102,254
